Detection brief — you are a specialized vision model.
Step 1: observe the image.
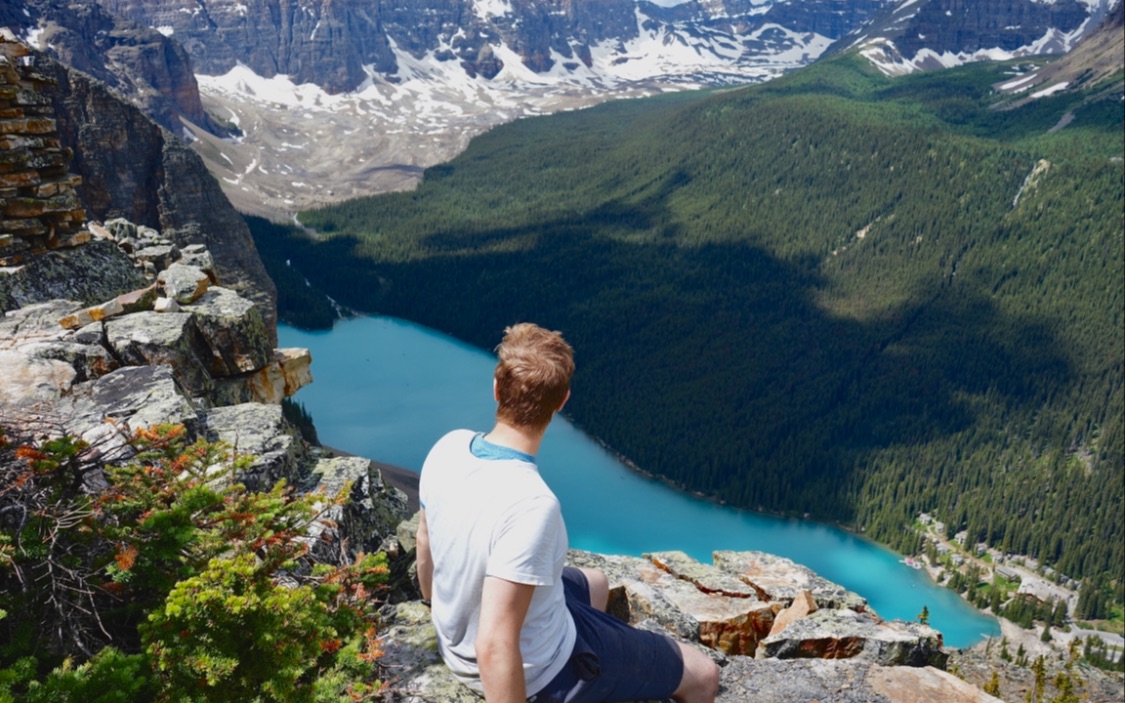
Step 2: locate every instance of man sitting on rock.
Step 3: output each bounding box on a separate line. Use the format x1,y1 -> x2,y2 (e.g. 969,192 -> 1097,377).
416,322 -> 720,703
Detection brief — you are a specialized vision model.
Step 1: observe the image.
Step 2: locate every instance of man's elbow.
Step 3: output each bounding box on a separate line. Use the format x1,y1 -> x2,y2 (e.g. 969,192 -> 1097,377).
474,631 -> 516,670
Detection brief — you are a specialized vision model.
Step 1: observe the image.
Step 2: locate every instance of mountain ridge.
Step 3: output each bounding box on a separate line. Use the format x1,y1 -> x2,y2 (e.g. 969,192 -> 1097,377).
8,0 -> 1117,218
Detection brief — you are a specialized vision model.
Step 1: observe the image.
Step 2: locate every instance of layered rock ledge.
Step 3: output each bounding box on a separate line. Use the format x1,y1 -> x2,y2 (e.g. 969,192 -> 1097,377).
375,519 -> 991,702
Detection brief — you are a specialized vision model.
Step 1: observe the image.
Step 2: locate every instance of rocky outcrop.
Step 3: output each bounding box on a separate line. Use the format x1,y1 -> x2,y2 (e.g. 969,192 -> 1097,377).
0,37 -> 277,339
99,0 -> 399,94
303,455 -> 413,562
94,0 -> 880,92
0,217 -> 411,562
377,535 -> 981,702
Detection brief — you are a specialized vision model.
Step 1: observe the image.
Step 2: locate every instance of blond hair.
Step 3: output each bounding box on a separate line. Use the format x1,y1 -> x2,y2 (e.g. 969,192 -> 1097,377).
494,323 -> 575,432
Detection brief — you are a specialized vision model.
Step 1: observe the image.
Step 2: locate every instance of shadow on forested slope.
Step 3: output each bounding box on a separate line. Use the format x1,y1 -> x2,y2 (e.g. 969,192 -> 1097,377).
255,52 -> 1123,580
259,195 -> 1076,525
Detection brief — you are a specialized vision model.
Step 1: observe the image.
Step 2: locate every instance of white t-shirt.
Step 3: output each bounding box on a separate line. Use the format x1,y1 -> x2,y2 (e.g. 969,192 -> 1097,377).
419,429 -> 576,694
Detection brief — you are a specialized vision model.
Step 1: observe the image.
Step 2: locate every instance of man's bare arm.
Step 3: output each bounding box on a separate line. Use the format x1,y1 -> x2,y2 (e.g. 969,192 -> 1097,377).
416,510 -> 433,601
477,576 -> 535,703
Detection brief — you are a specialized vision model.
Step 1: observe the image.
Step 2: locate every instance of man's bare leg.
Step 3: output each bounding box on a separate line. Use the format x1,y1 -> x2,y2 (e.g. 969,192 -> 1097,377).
577,567 -> 609,612
672,643 -> 720,703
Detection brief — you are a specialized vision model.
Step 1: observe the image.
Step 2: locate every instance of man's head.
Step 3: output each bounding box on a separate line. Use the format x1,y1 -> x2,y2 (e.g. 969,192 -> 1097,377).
494,323 -> 575,433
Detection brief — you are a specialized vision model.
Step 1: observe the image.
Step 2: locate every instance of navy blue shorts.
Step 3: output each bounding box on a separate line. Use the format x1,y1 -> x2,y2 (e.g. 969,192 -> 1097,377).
529,567 -> 684,703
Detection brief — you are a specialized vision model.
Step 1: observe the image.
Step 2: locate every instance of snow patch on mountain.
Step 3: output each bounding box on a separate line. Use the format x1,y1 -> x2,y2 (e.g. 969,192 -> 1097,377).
474,0 -> 514,21
858,15 -> 1099,77
191,2 -> 841,218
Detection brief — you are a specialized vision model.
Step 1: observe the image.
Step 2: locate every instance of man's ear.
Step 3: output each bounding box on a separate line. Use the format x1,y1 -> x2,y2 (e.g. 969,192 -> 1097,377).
558,389 -> 571,412
493,377 -> 500,402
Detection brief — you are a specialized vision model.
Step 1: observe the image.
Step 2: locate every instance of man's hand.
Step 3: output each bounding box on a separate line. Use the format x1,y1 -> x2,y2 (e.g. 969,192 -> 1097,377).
416,510 -> 433,601
477,576 -> 535,703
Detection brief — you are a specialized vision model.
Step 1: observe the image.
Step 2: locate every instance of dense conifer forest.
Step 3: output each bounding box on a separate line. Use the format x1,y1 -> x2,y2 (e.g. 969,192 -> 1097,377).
252,52 -> 1124,601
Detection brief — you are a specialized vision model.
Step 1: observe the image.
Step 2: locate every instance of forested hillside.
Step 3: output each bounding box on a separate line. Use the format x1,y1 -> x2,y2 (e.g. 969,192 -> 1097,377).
256,53 -> 1124,594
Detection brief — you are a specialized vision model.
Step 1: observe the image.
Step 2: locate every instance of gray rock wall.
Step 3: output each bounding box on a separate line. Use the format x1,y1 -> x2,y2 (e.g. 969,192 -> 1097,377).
6,42 -> 280,339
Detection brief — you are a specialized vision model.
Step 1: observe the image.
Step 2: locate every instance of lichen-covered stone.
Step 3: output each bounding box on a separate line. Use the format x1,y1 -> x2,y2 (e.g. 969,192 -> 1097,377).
179,244 -> 216,279
104,217 -> 136,240
378,602 -> 481,703
717,659 -> 994,703
647,550 -> 763,599
132,243 -> 179,273
115,284 -> 159,313
0,299 -> 110,409
203,402 -> 306,490
397,511 -> 421,553
52,364 -> 201,465
104,311 -> 214,396
19,338 -> 116,385
182,286 -> 273,376
303,456 -> 412,560
157,262 -> 211,304
0,239 -> 147,314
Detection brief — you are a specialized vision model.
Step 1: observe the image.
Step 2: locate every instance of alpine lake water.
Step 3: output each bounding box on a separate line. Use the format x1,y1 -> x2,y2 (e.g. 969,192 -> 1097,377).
280,315 -> 1000,648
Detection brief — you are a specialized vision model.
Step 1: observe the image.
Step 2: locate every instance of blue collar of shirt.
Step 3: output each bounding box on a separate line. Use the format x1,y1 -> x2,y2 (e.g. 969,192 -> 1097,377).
470,433 -> 536,464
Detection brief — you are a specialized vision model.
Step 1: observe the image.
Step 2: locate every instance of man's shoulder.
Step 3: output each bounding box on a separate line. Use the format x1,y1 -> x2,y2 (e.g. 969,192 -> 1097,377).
423,429 -> 475,464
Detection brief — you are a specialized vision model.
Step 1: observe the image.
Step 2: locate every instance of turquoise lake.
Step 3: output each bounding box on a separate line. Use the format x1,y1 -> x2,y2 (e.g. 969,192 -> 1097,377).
280,315 -> 999,648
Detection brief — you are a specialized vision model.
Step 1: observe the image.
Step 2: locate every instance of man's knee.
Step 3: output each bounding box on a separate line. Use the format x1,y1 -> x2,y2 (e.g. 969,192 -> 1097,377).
673,643 -> 720,703
577,567 -> 609,612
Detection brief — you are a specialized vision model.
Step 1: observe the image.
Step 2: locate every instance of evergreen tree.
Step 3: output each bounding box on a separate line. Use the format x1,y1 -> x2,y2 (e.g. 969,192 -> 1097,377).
983,670 -> 1001,698
917,604 -> 930,625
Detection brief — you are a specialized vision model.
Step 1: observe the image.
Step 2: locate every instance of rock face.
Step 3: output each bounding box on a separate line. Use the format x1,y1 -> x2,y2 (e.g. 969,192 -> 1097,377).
0,0 -> 220,136
93,0 -> 889,92
0,39 -> 88,268
88,0 -> 1112,94
1,219 -> 306,423
0,38 -> 277,339
0,220 -> 411,568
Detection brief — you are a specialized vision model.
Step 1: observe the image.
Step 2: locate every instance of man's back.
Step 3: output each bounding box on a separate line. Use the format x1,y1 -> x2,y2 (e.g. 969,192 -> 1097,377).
419,429 -> 575,692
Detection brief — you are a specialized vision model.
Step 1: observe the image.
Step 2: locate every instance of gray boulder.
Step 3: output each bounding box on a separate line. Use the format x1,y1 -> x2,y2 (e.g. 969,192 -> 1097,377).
0,239 -> 147,314
105,311 -> 214,396
758,608 -> 947,667
157,262 -> 211,304
52,364 -> 201,466
719,658 -> 994,703
303,456 -> 412,561
179,244 -> 216,279
0,300 -> 115,410
203,402 -> 306,491
183,287 -> 273,377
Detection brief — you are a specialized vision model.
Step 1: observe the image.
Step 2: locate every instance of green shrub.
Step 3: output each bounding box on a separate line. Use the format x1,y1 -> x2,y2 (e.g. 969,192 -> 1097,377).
1,424 -> 390,702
